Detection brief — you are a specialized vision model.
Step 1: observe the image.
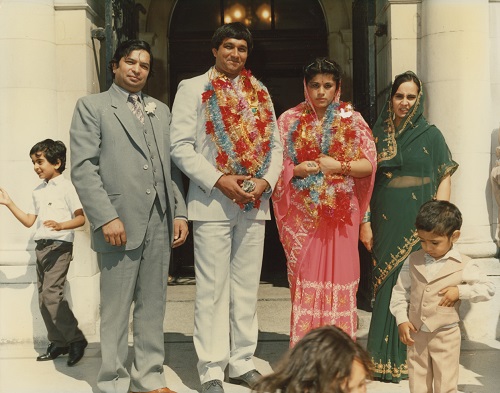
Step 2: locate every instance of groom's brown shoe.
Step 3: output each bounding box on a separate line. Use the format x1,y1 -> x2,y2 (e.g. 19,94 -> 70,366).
130,388 -> 177,393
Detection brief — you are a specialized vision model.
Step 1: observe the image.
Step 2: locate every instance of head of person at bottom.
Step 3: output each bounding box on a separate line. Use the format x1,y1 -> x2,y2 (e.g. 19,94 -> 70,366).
211,22 -> 253,79
109,39 -> 154,93
415,200 -> 462,260
252,325 -> 372,393
303,58 -> 343,118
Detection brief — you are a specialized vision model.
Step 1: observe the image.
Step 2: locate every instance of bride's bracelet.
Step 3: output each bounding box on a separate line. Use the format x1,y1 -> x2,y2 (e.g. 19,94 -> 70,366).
340,160 -> 351,175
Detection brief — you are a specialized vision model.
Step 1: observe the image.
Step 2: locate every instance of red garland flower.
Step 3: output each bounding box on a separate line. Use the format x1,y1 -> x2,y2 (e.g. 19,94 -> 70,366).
216,151 -> 229,167
202,90 -> 214,103
206,121 -> 215,135
257,90 -> 268,103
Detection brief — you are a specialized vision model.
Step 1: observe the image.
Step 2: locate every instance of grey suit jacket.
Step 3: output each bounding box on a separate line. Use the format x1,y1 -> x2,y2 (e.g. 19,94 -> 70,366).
170,69 -> 283,221
70,84 -> 187,252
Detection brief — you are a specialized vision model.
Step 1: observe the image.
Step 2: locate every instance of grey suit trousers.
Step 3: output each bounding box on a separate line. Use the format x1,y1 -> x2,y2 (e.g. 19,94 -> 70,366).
97,197 -> 170,393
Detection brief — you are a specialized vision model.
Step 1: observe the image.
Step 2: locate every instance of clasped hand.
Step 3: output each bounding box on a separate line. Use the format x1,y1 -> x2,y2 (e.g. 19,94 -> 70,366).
216,174 -> 268,204
294,155 -> 341,178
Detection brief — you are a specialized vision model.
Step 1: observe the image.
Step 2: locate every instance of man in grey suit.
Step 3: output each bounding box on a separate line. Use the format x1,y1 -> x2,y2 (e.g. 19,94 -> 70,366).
170,23 -> 283,393
70,39 -> 188,393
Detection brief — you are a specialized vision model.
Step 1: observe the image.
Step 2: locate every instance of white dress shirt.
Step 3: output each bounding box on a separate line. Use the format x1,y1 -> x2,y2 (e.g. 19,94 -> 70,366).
28,175 -> 82,242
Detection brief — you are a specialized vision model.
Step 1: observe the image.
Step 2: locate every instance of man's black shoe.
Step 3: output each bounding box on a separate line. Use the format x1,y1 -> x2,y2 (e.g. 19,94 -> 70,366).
36,343 -> 69,361
67,339 -> 88,366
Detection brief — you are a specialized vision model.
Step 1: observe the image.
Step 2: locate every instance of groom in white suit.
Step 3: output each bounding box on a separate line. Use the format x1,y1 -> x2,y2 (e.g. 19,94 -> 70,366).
170,22 -> 283,393
70,40 -> 188,393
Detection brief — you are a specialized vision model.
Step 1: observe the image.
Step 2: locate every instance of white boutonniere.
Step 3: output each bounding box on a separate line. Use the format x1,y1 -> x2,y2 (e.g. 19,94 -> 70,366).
339,104 -> 353,119
144,102 -> 158,118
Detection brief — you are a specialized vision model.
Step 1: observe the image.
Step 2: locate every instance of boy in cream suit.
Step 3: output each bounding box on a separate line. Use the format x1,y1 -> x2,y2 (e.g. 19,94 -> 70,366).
390,200 -> 495,393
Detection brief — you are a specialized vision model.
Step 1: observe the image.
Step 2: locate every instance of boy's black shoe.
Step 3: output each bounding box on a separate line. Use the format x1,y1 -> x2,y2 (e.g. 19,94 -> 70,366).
36,343 -> 69,361
67,338 -> 88,366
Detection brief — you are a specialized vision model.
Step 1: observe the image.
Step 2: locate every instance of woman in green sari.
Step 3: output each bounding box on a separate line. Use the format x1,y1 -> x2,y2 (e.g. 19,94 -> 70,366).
360,71 -> 458,382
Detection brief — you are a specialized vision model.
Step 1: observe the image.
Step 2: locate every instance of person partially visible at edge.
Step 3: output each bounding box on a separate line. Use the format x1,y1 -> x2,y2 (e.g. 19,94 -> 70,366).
390,200 -> 495,393
70,39 -> 188,393
252,325 -> 372,393
0,139 -> 87,367
360,71 -> 458,383
272,57 -> 376,347
169,22 -> 283,393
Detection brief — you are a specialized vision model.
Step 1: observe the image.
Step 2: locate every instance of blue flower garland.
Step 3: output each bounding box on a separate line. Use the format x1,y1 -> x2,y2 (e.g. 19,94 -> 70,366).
287,102 -> 338,197
203,73 -> 276,211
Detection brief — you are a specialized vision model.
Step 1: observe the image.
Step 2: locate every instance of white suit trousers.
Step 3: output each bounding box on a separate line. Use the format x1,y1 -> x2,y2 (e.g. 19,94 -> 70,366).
193,213 -> 265,384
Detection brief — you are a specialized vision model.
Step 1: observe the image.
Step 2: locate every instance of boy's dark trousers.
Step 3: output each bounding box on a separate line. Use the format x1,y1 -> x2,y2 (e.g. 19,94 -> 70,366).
35,239 -> 85,346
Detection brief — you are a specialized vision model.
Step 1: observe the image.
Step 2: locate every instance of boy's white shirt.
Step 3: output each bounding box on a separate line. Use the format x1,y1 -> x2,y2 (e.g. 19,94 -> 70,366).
390,246 -> 496,331
28,175 -> 82,242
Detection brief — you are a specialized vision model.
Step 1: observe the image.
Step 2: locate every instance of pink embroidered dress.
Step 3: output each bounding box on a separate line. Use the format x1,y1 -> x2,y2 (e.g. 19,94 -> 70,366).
273,84 -> 376,346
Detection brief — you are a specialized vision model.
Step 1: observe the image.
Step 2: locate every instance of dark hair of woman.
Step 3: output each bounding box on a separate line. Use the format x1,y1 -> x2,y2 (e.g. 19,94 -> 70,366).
252,326 -> 372,393
303,58 -> 342,85
390,71 -> 421,98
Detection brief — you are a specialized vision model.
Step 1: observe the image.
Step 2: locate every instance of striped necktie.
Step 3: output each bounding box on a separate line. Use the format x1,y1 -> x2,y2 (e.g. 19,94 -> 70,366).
128,93 -> 144,124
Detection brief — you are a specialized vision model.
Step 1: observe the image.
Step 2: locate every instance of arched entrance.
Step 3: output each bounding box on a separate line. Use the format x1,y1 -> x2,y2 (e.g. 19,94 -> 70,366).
168,0 -> 328,116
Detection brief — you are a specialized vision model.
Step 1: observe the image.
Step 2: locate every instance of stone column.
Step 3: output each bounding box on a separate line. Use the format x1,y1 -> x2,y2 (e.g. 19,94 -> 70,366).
491,1 -> 500,247
0,0 -> 59,343
419,0 -> 494,258
374,0 -> 421,108
420,0 -> 500,342
0,0 -> 103,343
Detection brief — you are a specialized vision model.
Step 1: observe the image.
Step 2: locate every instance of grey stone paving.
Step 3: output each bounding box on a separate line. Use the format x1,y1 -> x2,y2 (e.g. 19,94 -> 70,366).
1,280 -> 499,393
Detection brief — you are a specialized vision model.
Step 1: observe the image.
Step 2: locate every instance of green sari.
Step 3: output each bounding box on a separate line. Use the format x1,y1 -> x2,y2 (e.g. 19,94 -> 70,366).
366,72 -> 458,382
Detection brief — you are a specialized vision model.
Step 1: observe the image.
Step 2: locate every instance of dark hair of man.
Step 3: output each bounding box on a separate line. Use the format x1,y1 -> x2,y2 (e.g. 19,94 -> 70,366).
415,200 -> 463,237
252,325 -> 372,393
30,139 -> 67,174
303,58 -> 343,86
211,22 -> 253,53
391,71 -> 421,97
109,39 -> 154,79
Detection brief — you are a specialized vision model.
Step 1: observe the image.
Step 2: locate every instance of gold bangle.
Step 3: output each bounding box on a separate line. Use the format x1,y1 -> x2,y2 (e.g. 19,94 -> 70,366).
340,161 -> 351,175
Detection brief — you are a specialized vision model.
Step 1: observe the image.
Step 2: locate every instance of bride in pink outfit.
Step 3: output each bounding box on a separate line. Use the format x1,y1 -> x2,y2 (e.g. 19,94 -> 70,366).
273,58 -> 376,346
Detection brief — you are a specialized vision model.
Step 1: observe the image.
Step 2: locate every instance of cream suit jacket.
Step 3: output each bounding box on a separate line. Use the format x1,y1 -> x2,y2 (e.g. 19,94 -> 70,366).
70,85 -> 187,252
170,69 -> 283,221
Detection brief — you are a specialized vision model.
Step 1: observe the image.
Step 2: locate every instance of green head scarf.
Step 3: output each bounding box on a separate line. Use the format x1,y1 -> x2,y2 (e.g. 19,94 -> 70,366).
372,71 -> 427,168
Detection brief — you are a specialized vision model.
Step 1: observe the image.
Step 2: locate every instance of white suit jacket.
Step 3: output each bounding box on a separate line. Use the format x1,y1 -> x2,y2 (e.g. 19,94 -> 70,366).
170,69 -> 283,221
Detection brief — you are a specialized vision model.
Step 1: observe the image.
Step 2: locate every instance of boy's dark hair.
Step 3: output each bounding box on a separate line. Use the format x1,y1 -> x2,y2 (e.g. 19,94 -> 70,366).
211,22 -> 253,53
415,200 -> 462,237
30,139 -> 67,173
109,39 -> 154,79
303,57 -> 343,85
